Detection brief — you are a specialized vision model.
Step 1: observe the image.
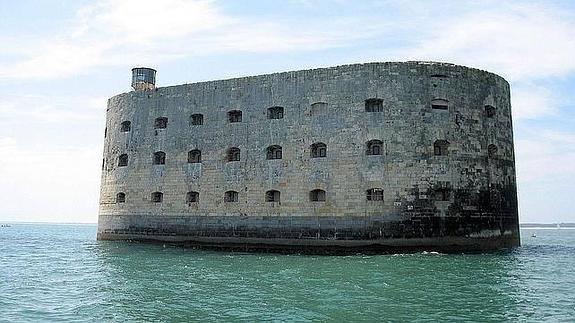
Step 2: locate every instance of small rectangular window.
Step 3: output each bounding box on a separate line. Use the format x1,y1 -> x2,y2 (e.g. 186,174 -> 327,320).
191,114 -> 203,125
228,110 -> 242,123
151,192 -> 163,203
120,121 -> 131,132
485,105 -> 496,118
268,107 -> 284,119
434,188 -> 450,201
431,99 -> 448,110
310,102 -> 328,115
367,189 -> 384,201
154,117 -> 168,129
365,99 -> 383,112
225,191 -> 239,202
186,192 -> 199,203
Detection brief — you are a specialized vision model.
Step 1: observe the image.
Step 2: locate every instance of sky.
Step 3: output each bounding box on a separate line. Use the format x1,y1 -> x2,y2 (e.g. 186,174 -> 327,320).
0,0 -> 574,224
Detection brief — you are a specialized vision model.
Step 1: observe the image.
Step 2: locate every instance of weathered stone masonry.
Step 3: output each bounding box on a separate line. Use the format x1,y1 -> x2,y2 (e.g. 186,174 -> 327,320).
97,61 -> 520,253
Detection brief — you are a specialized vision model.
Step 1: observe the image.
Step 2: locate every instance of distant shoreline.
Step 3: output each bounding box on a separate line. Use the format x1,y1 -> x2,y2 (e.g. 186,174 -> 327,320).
0,221 -> 97,225
520,223 -> 575,228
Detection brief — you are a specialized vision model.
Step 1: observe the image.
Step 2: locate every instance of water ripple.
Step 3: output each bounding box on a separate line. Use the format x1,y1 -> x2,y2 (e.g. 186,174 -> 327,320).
0,225 -> 574,322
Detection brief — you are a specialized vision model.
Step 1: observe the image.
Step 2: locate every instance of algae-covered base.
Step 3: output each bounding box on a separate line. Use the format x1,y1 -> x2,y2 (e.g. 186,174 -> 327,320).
97,234 -> 520,255
97,214 -> 520,255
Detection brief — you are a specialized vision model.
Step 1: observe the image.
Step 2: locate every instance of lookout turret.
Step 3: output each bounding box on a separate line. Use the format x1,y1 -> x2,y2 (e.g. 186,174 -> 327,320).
131,67 -> 156,91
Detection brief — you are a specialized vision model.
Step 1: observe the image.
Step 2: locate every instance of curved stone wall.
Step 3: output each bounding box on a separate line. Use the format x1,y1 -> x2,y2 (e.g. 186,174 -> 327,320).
97,61 -> 520,253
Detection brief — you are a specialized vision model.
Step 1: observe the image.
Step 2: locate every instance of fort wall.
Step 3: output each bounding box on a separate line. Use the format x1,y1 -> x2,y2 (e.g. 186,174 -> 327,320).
97,61 -> 519,253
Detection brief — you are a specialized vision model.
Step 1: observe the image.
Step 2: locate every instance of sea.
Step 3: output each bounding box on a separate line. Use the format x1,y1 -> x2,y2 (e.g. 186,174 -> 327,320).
0,224 -> 573,322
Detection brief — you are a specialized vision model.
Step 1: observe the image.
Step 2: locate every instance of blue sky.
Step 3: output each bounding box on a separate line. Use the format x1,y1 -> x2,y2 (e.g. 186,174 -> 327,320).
0,0 -> 574,223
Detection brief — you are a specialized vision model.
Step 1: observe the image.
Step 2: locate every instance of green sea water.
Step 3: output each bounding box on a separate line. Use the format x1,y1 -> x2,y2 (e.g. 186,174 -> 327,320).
0,224 -> 573,322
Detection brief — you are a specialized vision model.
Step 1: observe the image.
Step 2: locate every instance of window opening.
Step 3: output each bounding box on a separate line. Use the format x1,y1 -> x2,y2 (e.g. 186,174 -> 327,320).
366,140 -> 383,155
188,150 -> 201,163
191,114 -> 204,125
365,98 -> 384,112
228,110 -> 242,123
310,189 -> 326,202
151,192 -> 163,203
268,106 -> 284,119
310,142 -> 327,158
186,191 -> 199,203
366,188 -> 384,201
433,140 -> 449,156
485,105 -> 496,118
224,190 -> 238,202
488,144 -> 498,158
120,121 -> 131,132
154,117 -> 168,129
116,192 -> 126,203
266,145 -> 282,160
431,99 -> 448,110
227,147 -> 240,162
153,151 -> 166,165
265,190 -> 281,202
118,154 -> 128,167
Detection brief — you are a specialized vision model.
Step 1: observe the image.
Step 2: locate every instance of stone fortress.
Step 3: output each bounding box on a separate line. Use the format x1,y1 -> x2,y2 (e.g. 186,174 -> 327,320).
97,61 -> 520,253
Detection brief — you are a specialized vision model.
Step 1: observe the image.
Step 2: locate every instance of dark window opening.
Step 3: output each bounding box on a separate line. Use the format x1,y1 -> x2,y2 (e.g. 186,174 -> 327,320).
485,105 -> 496,118
365,98 -> 384,112
120,121 -> 131,132
153,151 -> 166,165
104,127 -> 107,138
266,145 -> 282,160
154,117 -> 168,129
118,154 -> 128,167
188,149 -> 201,163
310,102 -> 328,115
434,140 -> 449,156
151,192 -> 163,203
191,114 -> 204,125
310,189 -> 326,202
366,188 -> 384,201
116,192 -> 126,203
265,190 -> 281,202
488,144 -> 498,158
268,106 -> 284,119
227,147 -> 240,162
430,74 -> 449,78
433,188 -> 451,201
311,142 -> 327,158
186,191 -> 199,203
228,110 -> 242,123
224,190 -> 238,202
366,140 -> 383,156
431,99 -> 449,110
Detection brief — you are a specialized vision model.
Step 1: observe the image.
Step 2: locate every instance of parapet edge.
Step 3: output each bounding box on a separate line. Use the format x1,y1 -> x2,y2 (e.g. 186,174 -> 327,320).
107,61 -> 509,102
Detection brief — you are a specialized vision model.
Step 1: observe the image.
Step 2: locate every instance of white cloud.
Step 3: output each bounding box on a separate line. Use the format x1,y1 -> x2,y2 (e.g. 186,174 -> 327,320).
515,129 -> 575,183
511,84 -> 557,120
515,127 -> 575,222
0,94 -> 106,125
387,3 -> 575,122
4,1 -> 574,83
0,93 -> 106,223
0,0 -> 383,80
404,4 -> 575,82
0,138 -> 101,223
0,40 -> 110,80
87,0 -> 227,42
